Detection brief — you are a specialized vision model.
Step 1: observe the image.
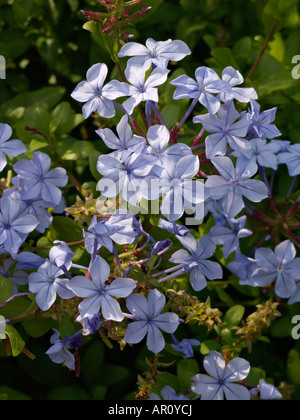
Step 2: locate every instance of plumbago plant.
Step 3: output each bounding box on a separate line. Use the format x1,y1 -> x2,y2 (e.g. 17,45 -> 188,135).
1,23 -> 300,400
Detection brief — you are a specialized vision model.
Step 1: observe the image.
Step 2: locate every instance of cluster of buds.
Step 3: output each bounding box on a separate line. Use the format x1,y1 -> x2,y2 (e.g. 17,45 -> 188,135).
166,290 -> 223,332
82,0 -> 152,42
65,194 -> 98,227
235,300 -> 281,353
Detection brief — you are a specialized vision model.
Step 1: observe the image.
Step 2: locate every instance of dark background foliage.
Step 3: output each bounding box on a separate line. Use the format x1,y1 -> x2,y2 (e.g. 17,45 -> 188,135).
1,0 -> 300,400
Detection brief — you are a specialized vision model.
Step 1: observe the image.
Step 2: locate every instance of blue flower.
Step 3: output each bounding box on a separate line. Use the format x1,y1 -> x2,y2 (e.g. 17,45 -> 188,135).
84,211 -> 137,254
13,151 -> 68,206
205,156 -> 268,219
209,215 -> 252,259
145,124 -> 192,168
28,260 -> 75,311
227,251 -> 258,286
219,67 -> 258,103
245,138 -> 281,170
15,252 -> 45,270
67,256 -> 136,321
118,38 -> 191,70
77,313 -> 102,336
49,241 -> 74,269
71,63 -> 129,119
171,335 -> 201,359
6,189 -> 53,234
155,154 -> 203,222
169,234 -> 223,291
124,289 -> 179,354
149,385 -> 190,401
277,143 -> 300,176
0,196 -> 39,256
97,152 -> 154,203
122,66 -> 169,115
251,379 -> 282,400
248,100 -> 281,140
193,101 -> 251,159
46,329 -> 83,371
96,114 -> 146,162
171,66 -> 232,115
0,123 -> 26,172
191,351 -> 251,400
251,240 -> 300,299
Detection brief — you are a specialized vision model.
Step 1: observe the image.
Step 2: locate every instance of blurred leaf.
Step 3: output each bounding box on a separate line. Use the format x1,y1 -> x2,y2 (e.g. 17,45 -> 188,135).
0,277 -> 13,304
50,216 -> 83,243
224,305 -> 245,327
287,347 -> 300,386
5,324 -> 25,357
177,358 -> 199,389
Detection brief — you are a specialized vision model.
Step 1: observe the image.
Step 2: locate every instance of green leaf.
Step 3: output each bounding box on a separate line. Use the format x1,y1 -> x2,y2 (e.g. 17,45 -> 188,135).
82,341 -> 105,386
246,368 -> 266,386
224,305 -> 245,327
161,104 -> 180,128
50,102 -> 84,135
50,216 -> 84,243
22,318 -> 56,338
5,324 -> 25,357
287,348 -> 300,386
0,277 -> 13,304
0,386 -> 30,400
177,359 -> 199,390
200,340 -> 222,355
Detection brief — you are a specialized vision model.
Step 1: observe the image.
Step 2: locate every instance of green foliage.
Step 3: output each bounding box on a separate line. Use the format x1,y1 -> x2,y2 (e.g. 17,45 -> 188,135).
0,0 -> 300,401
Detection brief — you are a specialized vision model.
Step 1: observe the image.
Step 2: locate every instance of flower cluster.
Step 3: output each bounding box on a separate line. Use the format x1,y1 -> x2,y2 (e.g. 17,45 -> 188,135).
1,35 -> 297,400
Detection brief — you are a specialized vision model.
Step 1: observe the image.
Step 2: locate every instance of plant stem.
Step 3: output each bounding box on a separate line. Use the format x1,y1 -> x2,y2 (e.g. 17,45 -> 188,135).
246,18 -> 280,80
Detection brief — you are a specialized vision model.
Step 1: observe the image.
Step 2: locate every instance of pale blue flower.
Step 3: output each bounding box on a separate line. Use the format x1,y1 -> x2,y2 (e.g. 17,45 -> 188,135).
170,234 -> 223,291
149,385 -> 190,401
122,66 -> 169,114
46,329 -> 83,371
246,138 -> 281,170
124,289 -> 179,354
171,66 -> 232,114
277,143 -> 300,176
0,123 -> 26,172
248,100 -> 281,140
71,63 -> 129,119
49,241 -> 74,269
118,38 -> 191,70
13,151 -> 68,206
209,215 -> 252,259
193,101 -> 251,159
171,335 -> 201,359
252,379 -> 282,400
227,251 -> 258,286
84,211 -> 137,254
191,351 -> 251,400
0,196 -> 39,256
145,124 -> 192,168
205,156 -> 268,219
95,114 -> 146,162
251,240 -> 300,299
219,67 -> 258,103
153,154 -> 203,222
97,151 -> 154,202
67,256 -> 136,321
28,260 -> 75,311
